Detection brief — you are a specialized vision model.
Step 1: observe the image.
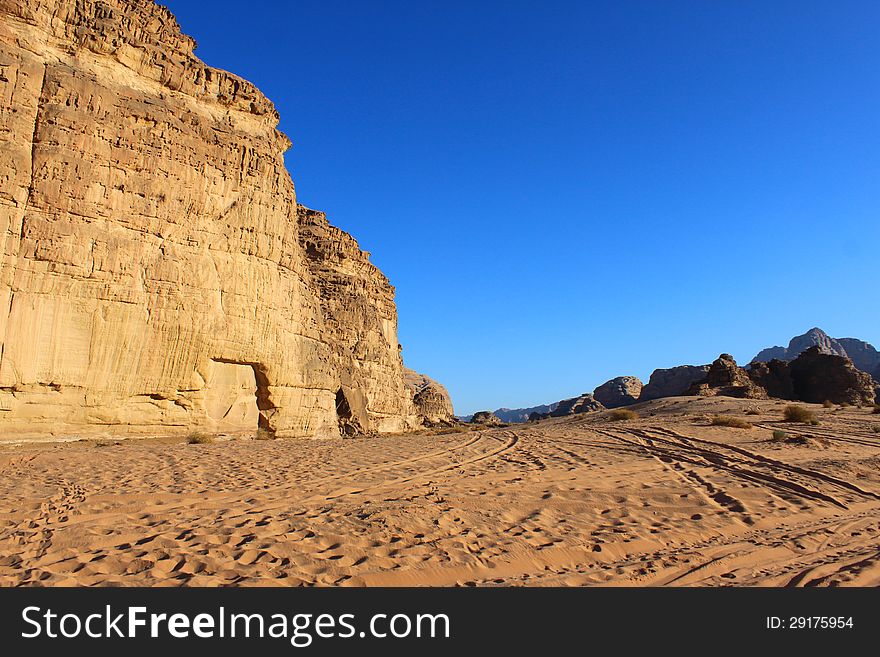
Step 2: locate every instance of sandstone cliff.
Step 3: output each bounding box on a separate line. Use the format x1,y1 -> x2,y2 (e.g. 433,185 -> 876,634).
0,0 -> 424,438
403,367 -> 455,425
593,376 -> 642,408
639,365 -> 710,402
549,393 -> 604,417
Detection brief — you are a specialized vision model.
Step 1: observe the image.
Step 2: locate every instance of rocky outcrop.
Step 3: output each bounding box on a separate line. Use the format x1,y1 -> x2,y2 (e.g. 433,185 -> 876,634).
752,329 -> 880,382
687,354 -> 768,399
0,0 -> 424,438
298,206 -> 419,434
593,376 -> 642,408
747,360 -> 795,400
550,393 -> 604,417
639,365 -> 710,402
471,411 -> 504,426
752,328 -> 848,364
837,338 -> 880,382
788,347 -> 876,406
403,368 -> 454,425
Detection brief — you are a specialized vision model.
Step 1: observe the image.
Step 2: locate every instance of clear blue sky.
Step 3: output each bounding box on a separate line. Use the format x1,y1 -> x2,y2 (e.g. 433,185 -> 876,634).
163,0 -> 879,415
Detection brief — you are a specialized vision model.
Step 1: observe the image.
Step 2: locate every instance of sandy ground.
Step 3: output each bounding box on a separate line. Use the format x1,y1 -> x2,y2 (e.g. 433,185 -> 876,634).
1,396 -> 879,587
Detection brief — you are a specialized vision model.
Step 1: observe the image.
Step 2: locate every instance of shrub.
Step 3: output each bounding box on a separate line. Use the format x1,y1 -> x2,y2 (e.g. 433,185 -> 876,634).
255,426 -> 275,441
873,425 -> 880,434
609,409 -> 638,421
772,429 -> 787,441
822,400 -> 834,408
746,409 -> 760,416
872,405 -> 880,415
783,405 -> 817,424
710,415 -> 752,429
186,432 -> 213,445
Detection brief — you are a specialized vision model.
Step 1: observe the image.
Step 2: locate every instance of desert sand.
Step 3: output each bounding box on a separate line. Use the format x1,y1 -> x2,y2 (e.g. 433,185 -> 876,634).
1,396 -> 879,587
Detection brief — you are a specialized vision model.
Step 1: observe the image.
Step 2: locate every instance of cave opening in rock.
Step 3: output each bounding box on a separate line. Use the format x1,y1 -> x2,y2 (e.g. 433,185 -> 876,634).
335,388 -> 356,436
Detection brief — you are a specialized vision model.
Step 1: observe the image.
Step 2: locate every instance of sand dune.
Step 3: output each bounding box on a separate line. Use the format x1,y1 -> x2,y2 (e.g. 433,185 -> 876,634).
1,396 -> 879,586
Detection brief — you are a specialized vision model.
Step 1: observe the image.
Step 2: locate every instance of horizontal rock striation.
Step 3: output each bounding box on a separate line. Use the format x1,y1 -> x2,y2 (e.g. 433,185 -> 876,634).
0,0 -> 426,438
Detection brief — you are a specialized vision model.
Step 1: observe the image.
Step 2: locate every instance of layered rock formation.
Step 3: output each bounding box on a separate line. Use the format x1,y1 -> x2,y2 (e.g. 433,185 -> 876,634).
687,354 -> 767,399
549,393 -> 604,417
639,365 -> 710,402
593,376 -> 642,408
752,328 -> 880,382
0,0 -> 427,438
403,367 -> 455,425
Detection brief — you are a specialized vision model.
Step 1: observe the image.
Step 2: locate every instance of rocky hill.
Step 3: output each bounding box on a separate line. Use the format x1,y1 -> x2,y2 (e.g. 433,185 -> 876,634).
752,328 -> 880,381
0,0 -> 435,438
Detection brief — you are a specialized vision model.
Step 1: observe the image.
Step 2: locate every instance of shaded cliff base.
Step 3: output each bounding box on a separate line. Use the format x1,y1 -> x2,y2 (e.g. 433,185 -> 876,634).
2,395 -> 879,586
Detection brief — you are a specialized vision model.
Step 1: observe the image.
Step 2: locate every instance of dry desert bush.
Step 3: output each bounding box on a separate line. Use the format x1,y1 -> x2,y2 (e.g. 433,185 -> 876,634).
783,405 -> 819,425
609,409 -> 638,421
711,415 -> 752,429
186,432 -> 214,445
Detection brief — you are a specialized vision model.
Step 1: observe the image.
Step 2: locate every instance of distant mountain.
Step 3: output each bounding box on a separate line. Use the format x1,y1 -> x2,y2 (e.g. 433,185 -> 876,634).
457,402 -> 559,424
751,328 -> 880,381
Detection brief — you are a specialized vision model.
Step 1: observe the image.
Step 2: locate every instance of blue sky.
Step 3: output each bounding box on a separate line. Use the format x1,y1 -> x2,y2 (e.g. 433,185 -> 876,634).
163,1 -> 879,415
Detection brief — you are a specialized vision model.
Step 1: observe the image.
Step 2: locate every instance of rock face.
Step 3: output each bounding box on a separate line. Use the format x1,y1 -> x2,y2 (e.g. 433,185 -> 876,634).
752,329 -> 880,382
837,338 -> 880,382
593,376 -> 642,408
639,365 -> 710,402
747,360 -> 795,400
687,354 -> 768,399
470,411 -> 503,426
403,368 -> 454,425
550,393 -> 604,417
0,0 -> 425,438
787,347 -> 876,406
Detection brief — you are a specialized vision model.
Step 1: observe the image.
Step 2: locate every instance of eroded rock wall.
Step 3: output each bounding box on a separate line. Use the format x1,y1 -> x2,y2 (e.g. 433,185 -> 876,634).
0,0 -> 419,438
298,206 -> 417,434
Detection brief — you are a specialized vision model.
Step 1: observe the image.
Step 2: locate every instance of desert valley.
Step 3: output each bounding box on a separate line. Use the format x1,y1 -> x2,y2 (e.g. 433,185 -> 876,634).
2,394 -> 880,586
0,0 -> 878,589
